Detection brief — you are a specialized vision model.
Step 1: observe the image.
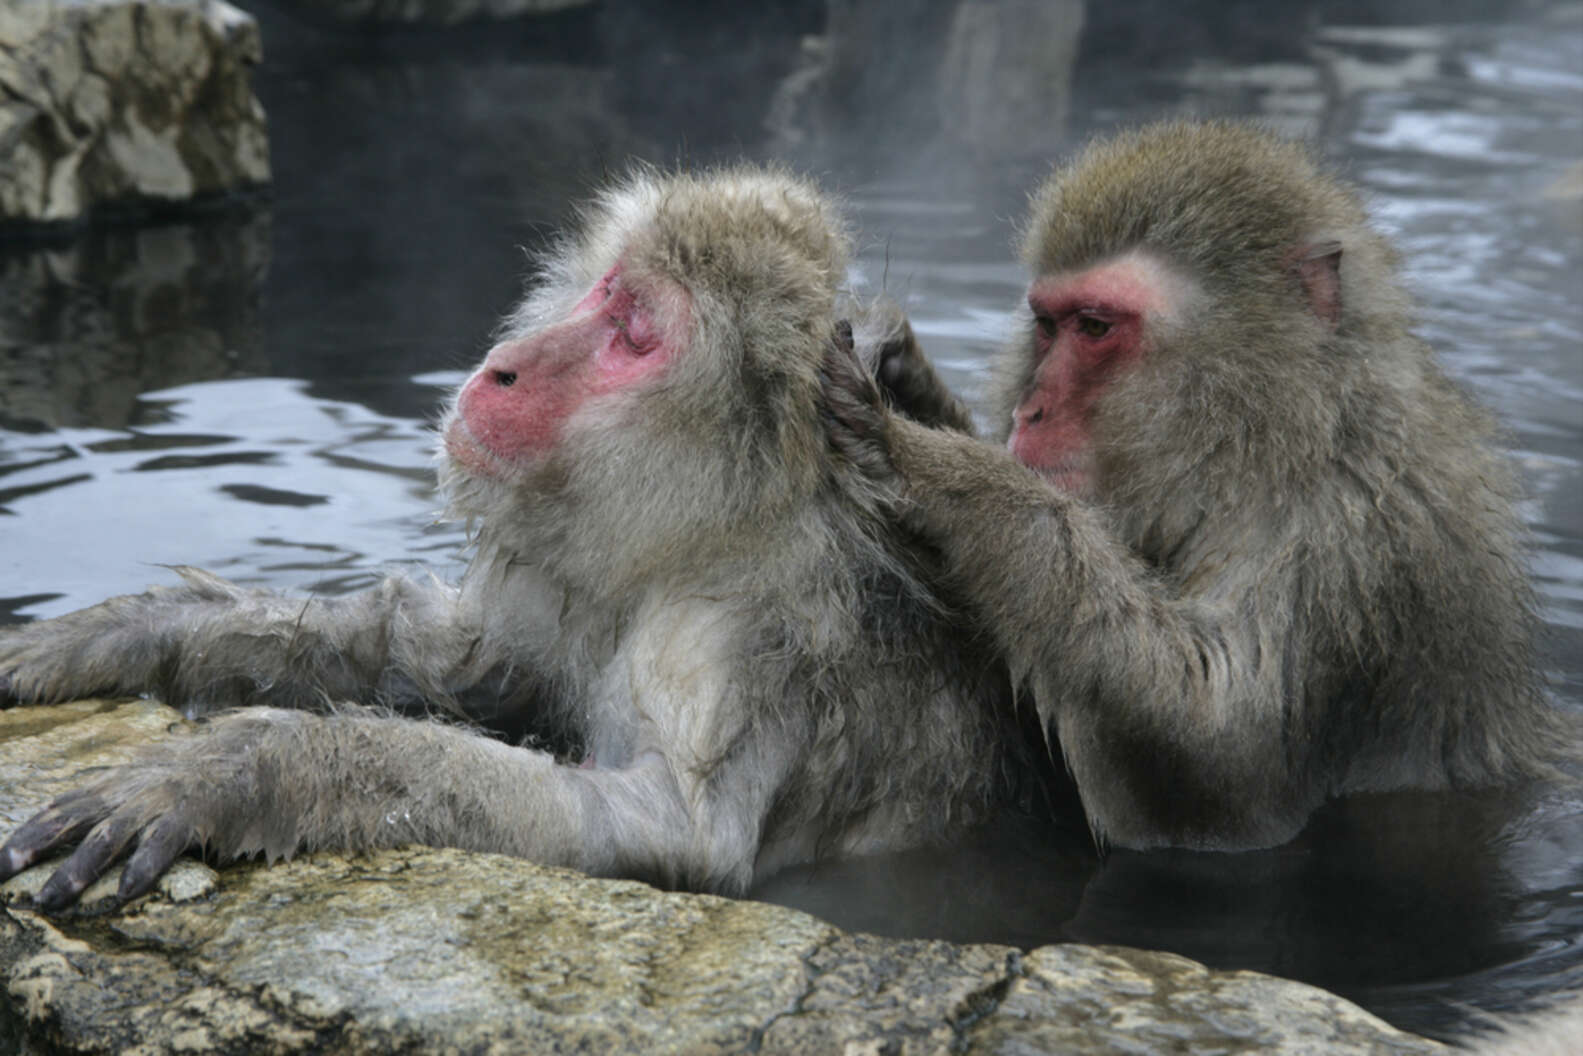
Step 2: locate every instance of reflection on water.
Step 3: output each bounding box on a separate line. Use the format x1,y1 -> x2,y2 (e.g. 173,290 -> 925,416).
0,376 -> 467,621
0,215 -> 271,433
1,1 -> 1580,1043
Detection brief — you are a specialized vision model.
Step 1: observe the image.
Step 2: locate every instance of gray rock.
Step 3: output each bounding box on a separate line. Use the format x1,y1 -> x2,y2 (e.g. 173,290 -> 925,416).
0,700 -> 1446,1054
0,0 -> 269,227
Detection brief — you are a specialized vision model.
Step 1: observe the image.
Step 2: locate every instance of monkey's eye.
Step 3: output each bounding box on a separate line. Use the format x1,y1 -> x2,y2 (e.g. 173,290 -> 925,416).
1077,315 -> 1111,338
615,310 -> 659,356
1034,315 -> 1057,340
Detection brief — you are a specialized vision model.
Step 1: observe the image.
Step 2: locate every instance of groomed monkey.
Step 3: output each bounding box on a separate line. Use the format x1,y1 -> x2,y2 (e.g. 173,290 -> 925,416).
825,121 -> 1579,852
0,166 -> 1026,909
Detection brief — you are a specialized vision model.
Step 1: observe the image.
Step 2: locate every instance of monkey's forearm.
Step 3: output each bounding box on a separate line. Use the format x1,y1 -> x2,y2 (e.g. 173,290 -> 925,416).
193,710 -> 685,870
0,568 -> 484,712
885,417 -> 1100,584
0,707 -> 713,907
888,419 -> 1160,680
885,419 -> 1300,845
887,417 -> 1259,694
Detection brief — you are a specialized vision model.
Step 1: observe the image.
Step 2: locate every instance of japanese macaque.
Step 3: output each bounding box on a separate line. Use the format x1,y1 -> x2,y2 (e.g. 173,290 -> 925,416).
826,121 -> 1578,851
0,166 -> 1029,910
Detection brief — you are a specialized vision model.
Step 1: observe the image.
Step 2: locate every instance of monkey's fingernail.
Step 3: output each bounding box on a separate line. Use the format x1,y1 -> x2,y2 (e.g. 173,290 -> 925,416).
0,845 -> 25,878
34,875 -> 78,912
118,868 -> 155,902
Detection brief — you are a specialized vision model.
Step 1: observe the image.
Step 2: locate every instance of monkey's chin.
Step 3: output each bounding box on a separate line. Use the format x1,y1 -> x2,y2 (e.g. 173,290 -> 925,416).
443,417 -> 511,480
1028,457 -> 1095,498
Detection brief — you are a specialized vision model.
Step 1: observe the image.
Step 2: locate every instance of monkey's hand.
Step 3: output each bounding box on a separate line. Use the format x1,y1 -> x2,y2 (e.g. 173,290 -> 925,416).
861,299 -> 977,435
821,319 -> 899,486
1,704 -> 754,908
0,710 -> 281,910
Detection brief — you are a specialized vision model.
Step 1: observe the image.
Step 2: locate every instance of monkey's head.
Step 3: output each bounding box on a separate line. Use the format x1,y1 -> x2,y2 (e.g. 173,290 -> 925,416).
997,121 -> 1411,521
440,166 -> 853,585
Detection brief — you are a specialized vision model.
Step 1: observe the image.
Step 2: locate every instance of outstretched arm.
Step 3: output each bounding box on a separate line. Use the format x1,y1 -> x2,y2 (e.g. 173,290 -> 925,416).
0,702 -> 773,909
822,347 -> 1307,850
889,417 -> 1306,845
0,568 -> 488,715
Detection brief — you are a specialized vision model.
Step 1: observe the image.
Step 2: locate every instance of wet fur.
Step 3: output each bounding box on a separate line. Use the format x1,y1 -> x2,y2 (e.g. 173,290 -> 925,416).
848,121 -> 1577,850
0,166 -> 1025,902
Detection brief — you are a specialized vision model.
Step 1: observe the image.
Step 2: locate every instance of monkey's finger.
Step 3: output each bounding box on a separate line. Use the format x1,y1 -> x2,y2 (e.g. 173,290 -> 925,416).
0,803 -> 101,880
118,816 -> 195,902
819,363 -> 889,464
830,337 -> 885,408
818,368 -> 869,427
827,331 -> 868,383
32,811 -> 142,911
832,318 -> 854,354
876,352 -> 907,389
874,320 -> 920,375
817,387 -> 871,460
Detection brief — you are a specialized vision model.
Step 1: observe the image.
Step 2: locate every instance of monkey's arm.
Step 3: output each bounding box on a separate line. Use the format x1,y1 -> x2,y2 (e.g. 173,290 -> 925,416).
875,418 -> 1305,849
860,301 -> 977,435
0,568 -> 488,713
0,704 -> 768,908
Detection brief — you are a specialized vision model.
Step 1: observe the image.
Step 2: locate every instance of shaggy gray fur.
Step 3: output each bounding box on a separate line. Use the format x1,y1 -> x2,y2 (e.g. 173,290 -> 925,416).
840,121 -> 1577,851
0,166 -> 1026,908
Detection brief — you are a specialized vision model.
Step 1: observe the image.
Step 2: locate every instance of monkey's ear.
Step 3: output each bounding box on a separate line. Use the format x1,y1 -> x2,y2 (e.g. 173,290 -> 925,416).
1292,241 -> 1343,330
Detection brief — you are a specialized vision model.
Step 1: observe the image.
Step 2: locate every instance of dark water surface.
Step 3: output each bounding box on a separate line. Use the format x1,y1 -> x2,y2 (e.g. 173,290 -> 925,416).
1,1 -> 1580,1042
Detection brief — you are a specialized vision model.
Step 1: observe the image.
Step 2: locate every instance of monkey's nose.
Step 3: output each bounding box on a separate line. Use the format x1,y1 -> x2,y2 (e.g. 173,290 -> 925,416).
491,370 -> 517,388
1024,406 -> 1045,426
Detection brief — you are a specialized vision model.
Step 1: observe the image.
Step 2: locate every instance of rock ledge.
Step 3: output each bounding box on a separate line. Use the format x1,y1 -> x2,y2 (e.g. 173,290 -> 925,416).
0,700 -> 1445,1054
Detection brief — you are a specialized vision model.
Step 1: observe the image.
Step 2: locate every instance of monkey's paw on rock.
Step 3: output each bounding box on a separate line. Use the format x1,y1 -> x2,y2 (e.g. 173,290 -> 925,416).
0,699 -> 1447,1054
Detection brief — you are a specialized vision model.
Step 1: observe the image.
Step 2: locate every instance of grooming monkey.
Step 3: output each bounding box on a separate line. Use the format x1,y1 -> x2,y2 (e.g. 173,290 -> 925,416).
827,121 -> 1577,851
0,166 -> 1030,908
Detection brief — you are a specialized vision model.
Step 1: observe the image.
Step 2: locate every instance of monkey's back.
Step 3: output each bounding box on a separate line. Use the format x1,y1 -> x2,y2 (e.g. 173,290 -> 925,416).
736,520 -> 1033,878
1310,334 -> 1568,792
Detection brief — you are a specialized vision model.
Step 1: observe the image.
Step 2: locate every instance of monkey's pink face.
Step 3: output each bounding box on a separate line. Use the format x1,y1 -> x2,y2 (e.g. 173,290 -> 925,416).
447,266 -> 690,478
1010,252 -> 1182,495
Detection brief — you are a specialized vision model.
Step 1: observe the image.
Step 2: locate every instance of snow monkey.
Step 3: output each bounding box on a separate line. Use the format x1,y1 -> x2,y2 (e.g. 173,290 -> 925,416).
0,166 -> 1035,909
825,121 -> 1578,852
